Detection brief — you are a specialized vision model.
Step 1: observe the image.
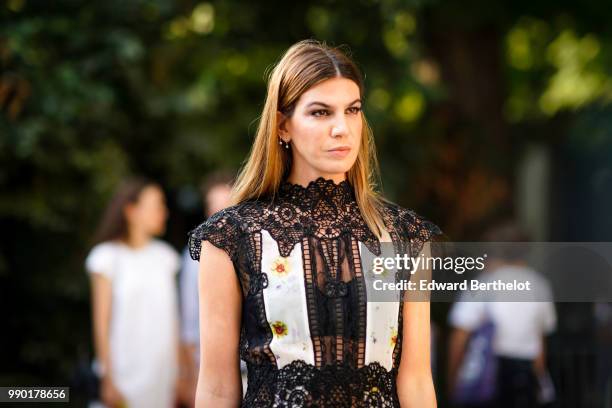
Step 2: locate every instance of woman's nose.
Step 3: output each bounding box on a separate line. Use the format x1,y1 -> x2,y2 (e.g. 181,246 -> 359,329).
331,121 -> 348,138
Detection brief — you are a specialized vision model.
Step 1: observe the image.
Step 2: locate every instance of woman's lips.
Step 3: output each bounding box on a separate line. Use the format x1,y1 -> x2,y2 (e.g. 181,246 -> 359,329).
327,146 -> 351,158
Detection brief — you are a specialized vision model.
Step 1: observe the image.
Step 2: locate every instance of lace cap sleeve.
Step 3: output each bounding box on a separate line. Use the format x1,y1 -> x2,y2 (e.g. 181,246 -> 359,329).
397,208 -> 444,258
187,208 -> 240,262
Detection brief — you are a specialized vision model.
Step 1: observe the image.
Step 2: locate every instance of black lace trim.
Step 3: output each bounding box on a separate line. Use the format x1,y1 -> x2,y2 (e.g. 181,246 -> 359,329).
381,202 -> 443,258
188,205 -> 242,262
243,359 -> 400,407
188,177 -> 385,260
275,177 -> 355,209
188,177 -> 443,263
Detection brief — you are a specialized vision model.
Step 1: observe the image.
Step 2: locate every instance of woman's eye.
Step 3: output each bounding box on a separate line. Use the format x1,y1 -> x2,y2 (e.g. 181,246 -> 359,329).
312,110 -> 329,117
311,107 -> 361,116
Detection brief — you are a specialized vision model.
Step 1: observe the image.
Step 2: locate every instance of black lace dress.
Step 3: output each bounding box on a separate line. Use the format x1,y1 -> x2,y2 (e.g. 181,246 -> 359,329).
188,177 -> 442,407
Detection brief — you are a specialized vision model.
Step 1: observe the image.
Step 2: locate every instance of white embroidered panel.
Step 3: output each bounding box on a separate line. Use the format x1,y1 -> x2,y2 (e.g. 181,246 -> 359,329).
260,229 -> 315,369
360,241 -> 401,371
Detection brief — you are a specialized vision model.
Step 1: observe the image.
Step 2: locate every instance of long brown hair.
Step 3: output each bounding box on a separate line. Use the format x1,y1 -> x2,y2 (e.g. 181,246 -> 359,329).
231,39 -> 387,237
91,177 -> 157,246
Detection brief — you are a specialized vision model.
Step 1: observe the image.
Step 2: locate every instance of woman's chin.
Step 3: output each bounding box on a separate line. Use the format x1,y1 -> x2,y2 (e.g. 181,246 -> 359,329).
318,161 -> 354,176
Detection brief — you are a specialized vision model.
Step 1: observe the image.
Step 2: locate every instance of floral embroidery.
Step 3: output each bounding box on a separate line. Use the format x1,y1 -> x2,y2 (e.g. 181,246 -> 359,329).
270,256 -> 290,277
270,320 -> 288,338
390,327 -> 398,347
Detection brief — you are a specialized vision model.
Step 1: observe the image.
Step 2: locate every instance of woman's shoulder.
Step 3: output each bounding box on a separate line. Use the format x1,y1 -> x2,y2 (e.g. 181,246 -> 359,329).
187,200 -> 265,262
85,241 -> 121,276
87,240 -> 121,258
380,200 -> 444,250
194,200 -> 264,231
381,200 -> 440,227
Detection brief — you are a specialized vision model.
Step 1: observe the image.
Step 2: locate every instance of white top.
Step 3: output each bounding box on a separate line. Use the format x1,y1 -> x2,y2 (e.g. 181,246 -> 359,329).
179,247 -> 200,352
85,239 -> 180,408
448,265 -> 557,359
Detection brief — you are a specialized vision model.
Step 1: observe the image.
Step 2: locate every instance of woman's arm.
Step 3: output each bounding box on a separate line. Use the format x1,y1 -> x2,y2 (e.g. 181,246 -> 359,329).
533,336 -> 547,376
195,240 -> 243,407
396,241 -> 437,408
91,274 -> 113,378
90,273 -> 125,407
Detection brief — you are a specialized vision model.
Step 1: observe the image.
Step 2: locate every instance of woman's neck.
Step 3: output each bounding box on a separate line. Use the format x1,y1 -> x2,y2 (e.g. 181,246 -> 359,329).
286,170 -> 346,187
124,229 -> 152,249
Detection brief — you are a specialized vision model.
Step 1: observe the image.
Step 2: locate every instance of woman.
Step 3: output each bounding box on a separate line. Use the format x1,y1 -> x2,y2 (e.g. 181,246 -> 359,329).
86,177 -> 181,408
189,40 -> 443,407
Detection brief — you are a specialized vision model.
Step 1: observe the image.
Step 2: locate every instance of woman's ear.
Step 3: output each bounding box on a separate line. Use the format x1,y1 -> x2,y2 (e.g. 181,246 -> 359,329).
276,111 -> 289,140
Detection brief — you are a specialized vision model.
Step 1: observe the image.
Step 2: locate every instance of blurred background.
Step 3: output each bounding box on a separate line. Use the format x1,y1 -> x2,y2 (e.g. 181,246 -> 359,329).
1,0 -> 611,406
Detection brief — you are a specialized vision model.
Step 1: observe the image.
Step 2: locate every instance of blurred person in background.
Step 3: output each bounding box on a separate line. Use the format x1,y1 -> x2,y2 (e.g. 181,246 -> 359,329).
85,177 -> 181,408
447,221 -> 557,408
177,171 -> 240,406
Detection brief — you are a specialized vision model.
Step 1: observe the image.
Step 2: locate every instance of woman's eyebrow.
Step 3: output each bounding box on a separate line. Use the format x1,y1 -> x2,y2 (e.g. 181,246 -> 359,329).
305,99 -> 362,108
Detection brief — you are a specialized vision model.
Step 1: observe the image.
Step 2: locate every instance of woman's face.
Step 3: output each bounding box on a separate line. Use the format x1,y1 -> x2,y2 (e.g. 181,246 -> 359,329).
125,185 -> 168,237
278,77 -> 362,184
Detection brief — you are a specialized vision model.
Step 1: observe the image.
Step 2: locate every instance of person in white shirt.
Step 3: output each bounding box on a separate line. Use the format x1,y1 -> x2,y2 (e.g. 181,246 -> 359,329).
85,177 -> 181,408
447,221 -> 557,408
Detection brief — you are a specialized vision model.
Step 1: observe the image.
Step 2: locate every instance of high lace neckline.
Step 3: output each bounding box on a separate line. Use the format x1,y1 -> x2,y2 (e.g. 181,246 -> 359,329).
189,173 -> 443,263
270,175 -> 381,256
278,176 -> 356,205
